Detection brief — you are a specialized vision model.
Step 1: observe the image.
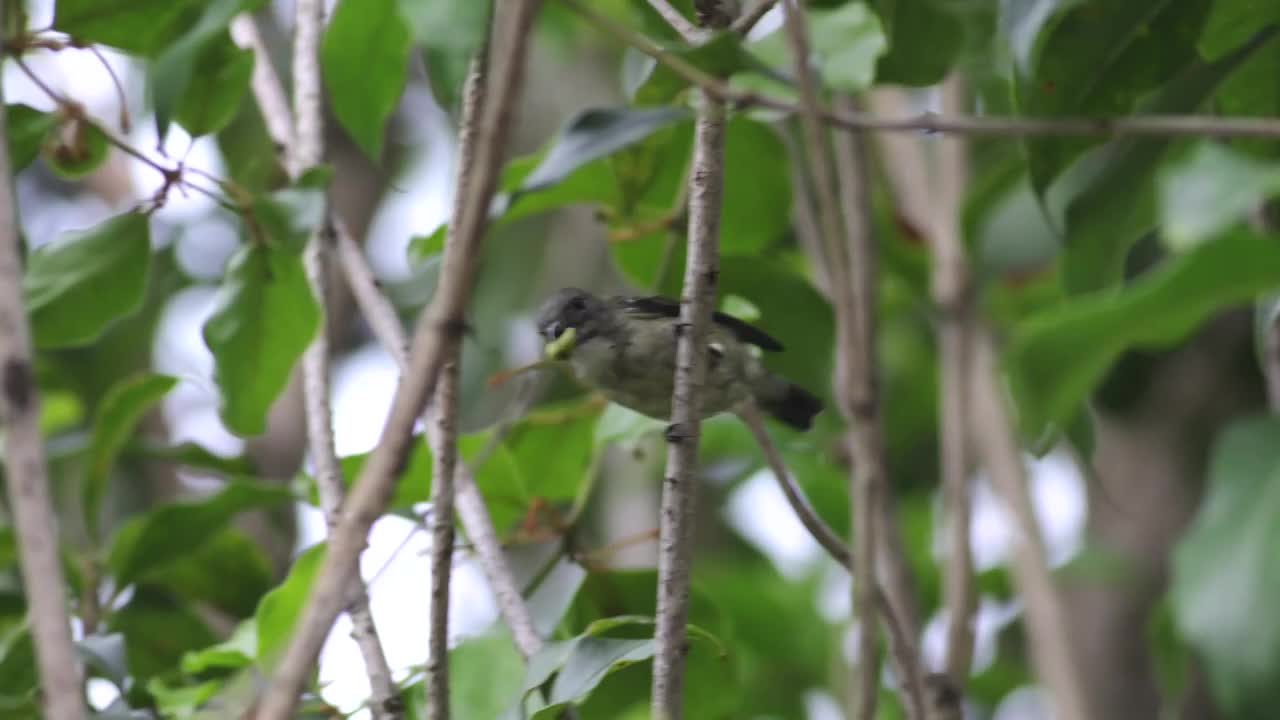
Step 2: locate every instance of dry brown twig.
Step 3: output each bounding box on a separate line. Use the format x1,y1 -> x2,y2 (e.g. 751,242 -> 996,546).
0,65 -> 84,720
256,0 -> 545,715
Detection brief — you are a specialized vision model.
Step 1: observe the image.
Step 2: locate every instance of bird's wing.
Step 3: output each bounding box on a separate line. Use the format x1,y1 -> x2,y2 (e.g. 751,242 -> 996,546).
615,295 -> 784,352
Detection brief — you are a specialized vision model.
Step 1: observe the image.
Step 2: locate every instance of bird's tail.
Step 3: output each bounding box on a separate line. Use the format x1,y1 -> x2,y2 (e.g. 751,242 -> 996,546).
756,373 -> 823,431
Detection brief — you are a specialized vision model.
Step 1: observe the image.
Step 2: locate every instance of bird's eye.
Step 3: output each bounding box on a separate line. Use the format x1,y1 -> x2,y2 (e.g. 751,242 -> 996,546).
568,297 -> 586,311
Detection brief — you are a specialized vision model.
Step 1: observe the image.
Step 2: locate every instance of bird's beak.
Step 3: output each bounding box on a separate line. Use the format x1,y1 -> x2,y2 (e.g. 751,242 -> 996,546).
543,321 -> 565,342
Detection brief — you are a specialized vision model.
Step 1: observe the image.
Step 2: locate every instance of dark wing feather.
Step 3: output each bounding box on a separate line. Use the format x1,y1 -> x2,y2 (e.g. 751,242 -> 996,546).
615,295 -> 784,351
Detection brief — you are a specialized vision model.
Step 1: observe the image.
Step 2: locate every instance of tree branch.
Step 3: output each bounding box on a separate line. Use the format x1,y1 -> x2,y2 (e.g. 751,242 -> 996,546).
646,0 -> 710,44
651,94 -> 725,720
0,73 -> 84,720
969,332 -> 1091,720
286,0 -> 400,715
562,0 -> 1280,140
256,2 -> 544,715
730,0 -> 778,34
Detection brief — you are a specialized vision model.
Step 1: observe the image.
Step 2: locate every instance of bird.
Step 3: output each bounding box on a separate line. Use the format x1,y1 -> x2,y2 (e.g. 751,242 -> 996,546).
535,288 -> 822,430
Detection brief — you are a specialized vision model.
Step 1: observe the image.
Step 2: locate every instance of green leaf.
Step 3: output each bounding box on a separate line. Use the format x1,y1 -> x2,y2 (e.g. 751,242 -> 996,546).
309,439 -> 433,512
176,34 -> 254,137
400,0 -> 492,111
1019,0 -> 1213,196
1199,0 -> 1280,59
255,542 -> 325,667
23,212 -> 151,348
632,33 -> 747,105
108,586 -> 217,681
548,637 -> 653,706
322,0 -> 412,160
0,623 -> 36,700
53,0 -> 204,56
1056,27 -> 1276,292
1171,416 -> 1280,716
6,105 -> 56,172
145,528 -> 274,618
202,242 -> 320,436
85,373 -> 178,536
1006,230 -> 1280,436
107,480 -> 294,589
751,2 -> 887,91
181,620 -> 256,674
149,0 -> 253,139
42,116 -> 109,179
1158,143 -> 1280,250
869,0 -> 963,86
448,628 -> 525,720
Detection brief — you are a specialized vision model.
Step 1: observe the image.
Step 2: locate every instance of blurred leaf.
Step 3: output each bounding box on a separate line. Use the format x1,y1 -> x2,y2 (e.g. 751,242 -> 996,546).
1199,0 -> 1280,59
42,116 -> 108,179
202,242 -> 319,436
85,373 -> 178,536
527,556 -> 588,637
633,33 -> 747,104
751,2 -> 887,91
401,0 -> 491,111
546,637 -> 654,708
0,623 -> 36,702
176,34 -> 253,137
78,633 -> 129,690
107,480 -> 293,589
719,119 -> 791,255
53,0 -> 203,56
124,441 -> 255,477
997,0 -> 1083,71
145,676 -> 222,717
39,390 -> 83,435
517,107 -> 689,198
145,529 -> 273,619
255,542 -> 325,667
322,0 -> 412,160
150,1 -> 253,139
1019,0 -> 1213,196
448,628 -> 525,720
1057,28 -> 1276,292
1214,39 -> 1280,159
6,105 -> 56,171
1159,143 -> 1280,250
109,586 -> 217,681
594,404 -> 665,449
869,0 -> 963,85
23,212 -> 150,348
181,621 -> 255,674
1171,416 -> 1280,716
1007,230 -> 1280,436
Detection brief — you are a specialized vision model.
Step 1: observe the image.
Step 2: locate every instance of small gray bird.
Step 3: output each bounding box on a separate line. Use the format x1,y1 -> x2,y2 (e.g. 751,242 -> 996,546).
536,288 -> 822,430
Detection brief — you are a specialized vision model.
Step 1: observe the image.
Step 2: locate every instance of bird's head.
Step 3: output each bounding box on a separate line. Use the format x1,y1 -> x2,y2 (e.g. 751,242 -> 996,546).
535,288 -> 612,358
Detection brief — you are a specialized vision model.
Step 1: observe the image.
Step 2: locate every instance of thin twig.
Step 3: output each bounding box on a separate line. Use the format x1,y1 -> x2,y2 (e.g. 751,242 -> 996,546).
730,0 -> 779,35
287,0 -> 400,715
646,0 -> 710,43
651,93 -> 725,720
257,3 -> 543,714
969,332 -> 1090,720
0,76 -> 84,720
230,14 -> 294,152
563,0 -> 1280,140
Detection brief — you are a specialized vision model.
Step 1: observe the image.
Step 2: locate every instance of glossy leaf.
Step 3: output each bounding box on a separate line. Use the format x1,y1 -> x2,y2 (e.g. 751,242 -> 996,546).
1172,416 -> 1280,716
1007,230 -> 1280,436
6,105 -> 56,171
448,628 -> 525,720
632,33 -> 747,105
1158,143 -> 1280,250
23,212 -> 151,348
85,373 -> 178,536
751,2 -> 887,91
202,242 -> 320,436
255,542 -> 325,667
322,0 -> 412,160
401,0 -> 492,112
107,480 -> 294,589
176,34 -> 254,137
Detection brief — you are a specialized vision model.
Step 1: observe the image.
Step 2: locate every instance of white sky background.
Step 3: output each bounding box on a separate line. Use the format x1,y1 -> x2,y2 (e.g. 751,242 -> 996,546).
9,2 -> 1087,717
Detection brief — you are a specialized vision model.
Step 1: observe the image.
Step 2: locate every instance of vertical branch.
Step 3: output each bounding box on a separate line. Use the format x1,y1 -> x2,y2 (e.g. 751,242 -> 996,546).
287,0 -> 400,715
781,2 -> 926,717
426,51 -> 487,718
969,335 -> 1090,720
257,2 -> 543,714
929,77 -> 977,681
651,94 -> 726,719
0,89 -> 84,720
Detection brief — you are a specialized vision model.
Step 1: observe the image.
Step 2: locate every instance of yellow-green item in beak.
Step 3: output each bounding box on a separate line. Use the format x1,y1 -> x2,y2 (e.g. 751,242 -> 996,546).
544,326 -> 577,360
